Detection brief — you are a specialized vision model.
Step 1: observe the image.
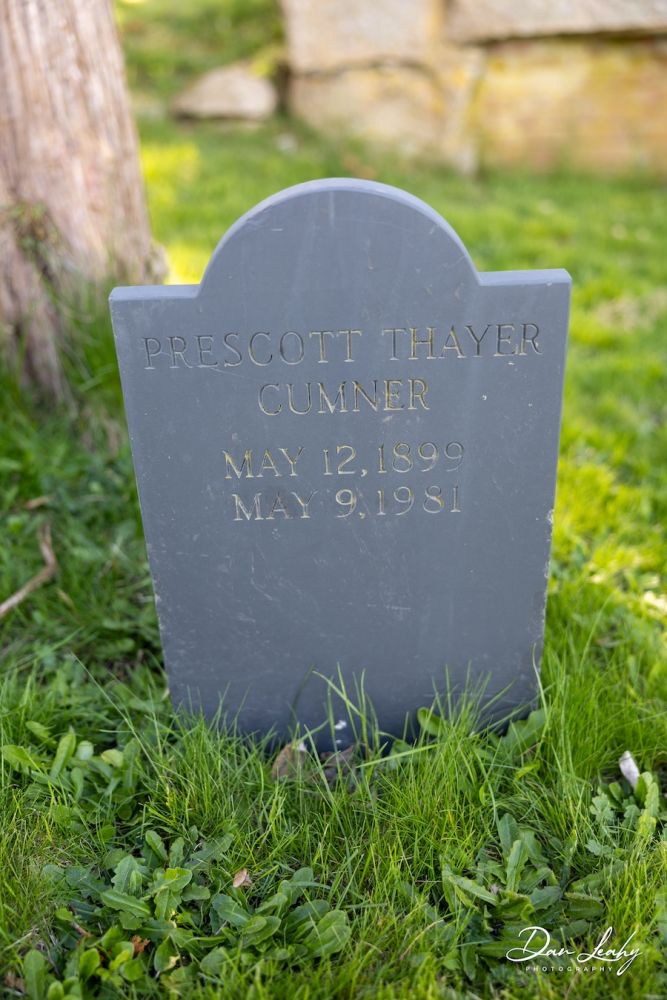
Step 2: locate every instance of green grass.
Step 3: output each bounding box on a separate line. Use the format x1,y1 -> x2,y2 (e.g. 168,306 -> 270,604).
1,4 -> 666,997
116,0 -> 282,103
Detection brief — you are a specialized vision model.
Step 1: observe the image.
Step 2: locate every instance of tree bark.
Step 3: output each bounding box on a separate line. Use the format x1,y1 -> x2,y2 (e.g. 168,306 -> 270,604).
0,0 -> 154,396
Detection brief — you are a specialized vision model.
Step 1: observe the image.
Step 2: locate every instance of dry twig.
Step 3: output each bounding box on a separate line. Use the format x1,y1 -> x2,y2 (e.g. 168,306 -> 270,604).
24,495 -> 52,510
0,522 -> 57,618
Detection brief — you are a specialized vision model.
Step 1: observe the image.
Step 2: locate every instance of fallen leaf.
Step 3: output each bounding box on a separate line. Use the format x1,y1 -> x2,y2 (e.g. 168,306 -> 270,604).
3,972 -> 25,992
24,495 -> 52,510
320,744 -> 357,786
271,742 -> 307,781
131,935 -> 149,955
232,868 -> 252,889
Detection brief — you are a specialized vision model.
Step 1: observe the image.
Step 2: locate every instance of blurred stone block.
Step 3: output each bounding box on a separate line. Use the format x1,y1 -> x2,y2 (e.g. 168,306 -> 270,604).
450,0 -> 667,43
291,67 -> 444,155
291,47 -> 483,171
281,0 -> 444,73
473,39 -> 667,173
282,1 -> 667,176
172,62 -> 277,121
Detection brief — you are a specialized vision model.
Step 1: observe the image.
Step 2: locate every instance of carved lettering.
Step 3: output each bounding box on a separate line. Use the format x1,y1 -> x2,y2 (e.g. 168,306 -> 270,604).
141,322 -> 542,378
266,493 -> 290,519
309,330 -> 334,363
318,382 -> 347,414
196,335 -> 218,367
292,490 -> 317,518
280,331 -> 305,365
169,335 -> 192,368
224,440 -> 466,522
408,378 -> 429,410
385,380 -> 404,410
223,332 -> 243,367
258,451 -> 280,477
519,323 -> 541,355
144,337 -> 162,369
231,490 -> 318,521
440,327 -> 464,358
279,447 -> 303,476
232,493 -> 262,521
352,379 -> 378,412
287,382 -> 312,415
258,384 -> 282,415
409,326 -> 435,360
249,332 -> 272,366
495,324 -> 517,357
224,450 -> 254,479
224,448 -> 304,478
382,328 -> 406,360
465,323 -> 491,357
340,329 -> 362,362
258,379 -> 432,415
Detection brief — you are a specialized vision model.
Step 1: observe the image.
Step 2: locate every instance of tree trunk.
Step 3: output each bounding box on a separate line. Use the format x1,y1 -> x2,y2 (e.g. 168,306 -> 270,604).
0,0 -> 154,396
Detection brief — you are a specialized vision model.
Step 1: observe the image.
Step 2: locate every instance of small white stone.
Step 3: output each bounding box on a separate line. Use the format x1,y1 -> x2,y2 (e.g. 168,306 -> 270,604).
619,750 -> 640,789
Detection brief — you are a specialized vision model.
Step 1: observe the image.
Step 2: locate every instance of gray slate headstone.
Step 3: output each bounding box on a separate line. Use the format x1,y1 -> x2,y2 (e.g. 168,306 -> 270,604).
110,179 -> 570,743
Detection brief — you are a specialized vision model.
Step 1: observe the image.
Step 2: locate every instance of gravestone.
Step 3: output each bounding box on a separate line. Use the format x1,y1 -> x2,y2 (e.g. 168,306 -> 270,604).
110,179 -> 570,743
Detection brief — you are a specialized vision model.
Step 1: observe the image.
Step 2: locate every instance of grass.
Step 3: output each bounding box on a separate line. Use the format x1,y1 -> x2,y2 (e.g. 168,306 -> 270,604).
0,2 -> 666,997
116,0 -> 283,103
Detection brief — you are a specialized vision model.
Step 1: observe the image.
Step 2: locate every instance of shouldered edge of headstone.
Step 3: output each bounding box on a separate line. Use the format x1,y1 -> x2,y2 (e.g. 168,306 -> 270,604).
110,178 -> 571,746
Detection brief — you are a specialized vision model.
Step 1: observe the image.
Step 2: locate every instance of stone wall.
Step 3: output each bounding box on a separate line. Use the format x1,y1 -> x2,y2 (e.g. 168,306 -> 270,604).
281,0 -> 667,175
449,0 -> 667,42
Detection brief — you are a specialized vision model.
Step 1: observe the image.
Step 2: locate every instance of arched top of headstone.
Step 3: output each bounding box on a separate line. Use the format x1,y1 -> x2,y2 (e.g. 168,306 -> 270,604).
198,178 -> 478,299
